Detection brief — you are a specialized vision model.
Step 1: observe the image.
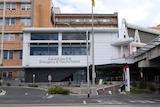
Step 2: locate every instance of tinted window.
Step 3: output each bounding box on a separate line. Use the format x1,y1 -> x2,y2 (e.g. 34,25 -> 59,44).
31,33 -> 58,40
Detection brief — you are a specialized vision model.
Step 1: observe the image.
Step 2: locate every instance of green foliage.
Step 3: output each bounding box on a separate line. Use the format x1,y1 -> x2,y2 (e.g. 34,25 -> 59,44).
104,81 -> 108,85
149,84 -> 156,92
139,81 -> 147,89
28,84 -> 38,87
19,84 -> 23,86
130,89 -> 152,94
6,83 -> 11,86
48,86 -> 70,95
109,82 -> 112,85
0,89 -> 2,93
131,81 -> 137,88
0,82 -> 2,86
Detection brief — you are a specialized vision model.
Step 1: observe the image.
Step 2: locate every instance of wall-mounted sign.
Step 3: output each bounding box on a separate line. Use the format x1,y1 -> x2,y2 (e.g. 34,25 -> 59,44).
39,57 -> 80,64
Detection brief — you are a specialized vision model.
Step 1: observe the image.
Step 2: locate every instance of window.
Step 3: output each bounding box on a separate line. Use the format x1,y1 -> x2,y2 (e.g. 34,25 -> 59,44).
6,3 -> 16,10
18,71 -> 25,78
19,50 -> 22,59
30,43 -> 58,56
3,50 -> 14,60
62,43 -> 89,55
21,3 -> 31,10
0,18 -> 2,25
5,18 -> 16,25
20,18 -> 31,26
31,33 -> 58,40
2,71 -> 13,78
19,33 -> 23,41
4,34 -> 15,41
62,32 -> 86,40
0,3 -> 3,10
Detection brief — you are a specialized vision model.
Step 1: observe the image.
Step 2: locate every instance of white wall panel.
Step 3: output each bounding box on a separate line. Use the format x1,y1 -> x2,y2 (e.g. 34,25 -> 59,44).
23,56 -> 90,67
22,28 -> 120,67
94,32 -> 119,65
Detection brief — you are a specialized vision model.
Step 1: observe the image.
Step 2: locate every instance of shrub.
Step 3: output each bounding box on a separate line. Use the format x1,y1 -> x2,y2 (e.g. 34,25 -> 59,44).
139,81 -> 147,89
28,84 -> 38,87
104,81 -> 108,85
0,82 -> 2,86
149,84 -> 156,92
48,86 -> 70,95
109,82 -> 112,85
6,83 -> 11,86
19,84 -> 23,86
131,81 -> 137,88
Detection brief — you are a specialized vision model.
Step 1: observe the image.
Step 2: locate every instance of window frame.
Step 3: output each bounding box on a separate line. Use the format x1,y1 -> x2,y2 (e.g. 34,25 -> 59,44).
19,50 -> 22,59
30,43 -> 58,56
21,3 -> 31,10
62,32 -> 86,40
0,3 -> 3,10
3,50 -> 14,60
0,18 -> 2,25
4,33 -> 15,41
6,3 -> 16,10
31,33 -> 58,40
62,43 -> 88,55
19,33 -> 23,41
20,18 -> 31,26
5,18 -> 16,26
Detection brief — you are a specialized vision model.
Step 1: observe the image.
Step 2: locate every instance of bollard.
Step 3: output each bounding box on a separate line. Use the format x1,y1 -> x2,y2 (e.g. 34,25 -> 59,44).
102,86 -> 105,94
112,86 -> 115,94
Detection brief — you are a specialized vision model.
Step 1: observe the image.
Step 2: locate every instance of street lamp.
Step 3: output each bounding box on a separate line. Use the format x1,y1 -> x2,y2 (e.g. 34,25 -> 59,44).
0,0 -> 6,82
64,23 -> 90,98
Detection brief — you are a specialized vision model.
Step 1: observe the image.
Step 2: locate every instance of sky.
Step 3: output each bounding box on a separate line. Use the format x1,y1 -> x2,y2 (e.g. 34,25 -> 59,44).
52,0 -> 160,27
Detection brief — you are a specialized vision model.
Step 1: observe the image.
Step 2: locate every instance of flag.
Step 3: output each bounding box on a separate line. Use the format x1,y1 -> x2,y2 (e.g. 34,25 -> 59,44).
91,0 -> 95,6
50,6 -> 55,27
50,7 -> 54,24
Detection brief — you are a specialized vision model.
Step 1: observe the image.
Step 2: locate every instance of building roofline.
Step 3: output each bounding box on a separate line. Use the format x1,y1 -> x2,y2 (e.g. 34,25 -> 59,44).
55,12 -> 118,17
123,19 -> 160,35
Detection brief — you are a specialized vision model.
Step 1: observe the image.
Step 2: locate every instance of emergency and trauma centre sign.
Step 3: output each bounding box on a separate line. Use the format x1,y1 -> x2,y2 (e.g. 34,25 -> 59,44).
24,56 -> 88,67
39,57 -> 80,64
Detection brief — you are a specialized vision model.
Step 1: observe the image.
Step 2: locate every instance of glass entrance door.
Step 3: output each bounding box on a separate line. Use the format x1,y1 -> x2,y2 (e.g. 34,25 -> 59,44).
73,70 -> 86,85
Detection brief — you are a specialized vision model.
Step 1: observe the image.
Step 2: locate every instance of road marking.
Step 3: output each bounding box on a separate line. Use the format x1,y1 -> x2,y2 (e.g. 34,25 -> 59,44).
83,100 -> 86,104
108,90 -> 112,94
46,95 -> 54,98
97,99 -> 124,104
0,90 -> 6,96
129,100 -> 155,104
24,93 -> 28,95
97,100 -> 102,103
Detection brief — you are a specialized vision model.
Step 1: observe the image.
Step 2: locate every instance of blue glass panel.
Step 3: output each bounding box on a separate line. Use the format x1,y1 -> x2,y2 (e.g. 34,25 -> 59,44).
31,33 -> 58,40
30,43 -> 58,56
62,32 -> 86,40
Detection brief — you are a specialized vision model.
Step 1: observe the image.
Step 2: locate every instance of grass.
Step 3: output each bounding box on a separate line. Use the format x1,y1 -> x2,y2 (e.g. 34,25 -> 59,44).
130,89 -> 152,94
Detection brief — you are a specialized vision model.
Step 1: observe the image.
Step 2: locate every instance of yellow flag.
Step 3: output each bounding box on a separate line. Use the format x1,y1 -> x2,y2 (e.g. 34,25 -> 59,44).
91,0 -> 95,6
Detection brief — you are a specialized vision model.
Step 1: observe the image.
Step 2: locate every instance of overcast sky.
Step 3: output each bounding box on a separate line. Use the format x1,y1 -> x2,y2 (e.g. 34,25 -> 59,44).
53,0 -> 160,27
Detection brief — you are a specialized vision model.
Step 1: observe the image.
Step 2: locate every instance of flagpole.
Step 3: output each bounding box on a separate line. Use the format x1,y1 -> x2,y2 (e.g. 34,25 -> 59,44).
91,0 -> 95,86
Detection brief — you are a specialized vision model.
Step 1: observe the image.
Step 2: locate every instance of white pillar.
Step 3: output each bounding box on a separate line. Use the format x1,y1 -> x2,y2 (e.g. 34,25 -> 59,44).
124,65 -> 130,92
